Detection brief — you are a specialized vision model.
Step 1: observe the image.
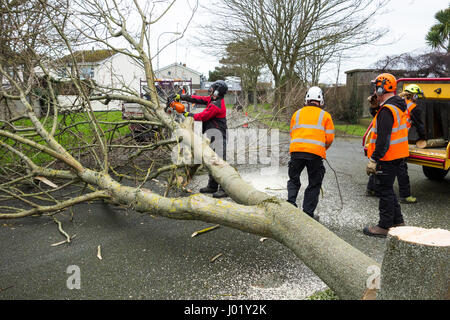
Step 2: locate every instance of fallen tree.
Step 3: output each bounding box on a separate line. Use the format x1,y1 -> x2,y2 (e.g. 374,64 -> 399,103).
0,0 -> 446,300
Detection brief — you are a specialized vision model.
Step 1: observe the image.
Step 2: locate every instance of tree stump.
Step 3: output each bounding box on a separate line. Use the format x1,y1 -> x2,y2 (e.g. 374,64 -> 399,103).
379,226 -> 450,300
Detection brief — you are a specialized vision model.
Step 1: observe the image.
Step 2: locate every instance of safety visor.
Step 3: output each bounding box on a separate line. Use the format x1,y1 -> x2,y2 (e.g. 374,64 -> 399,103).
370,80 -> 378,93
416,89 -> 425,98
405,88 -> 425,99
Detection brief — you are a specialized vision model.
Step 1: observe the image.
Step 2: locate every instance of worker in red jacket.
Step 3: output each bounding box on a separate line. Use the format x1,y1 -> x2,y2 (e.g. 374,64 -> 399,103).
174,80 -> 228,198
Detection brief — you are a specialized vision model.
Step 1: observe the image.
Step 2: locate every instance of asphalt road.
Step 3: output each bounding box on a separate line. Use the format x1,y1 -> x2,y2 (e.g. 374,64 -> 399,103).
0,134 -> 449,300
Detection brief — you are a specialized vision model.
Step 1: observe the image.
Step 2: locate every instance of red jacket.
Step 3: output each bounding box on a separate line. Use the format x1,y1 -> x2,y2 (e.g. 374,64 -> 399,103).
181,95 -> 227,134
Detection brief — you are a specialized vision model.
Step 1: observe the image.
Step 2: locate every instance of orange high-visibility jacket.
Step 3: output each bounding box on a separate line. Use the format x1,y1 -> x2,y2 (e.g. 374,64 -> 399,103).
289,106 -> 335,159
405,99 -> 416,129
367,104 -> 409,161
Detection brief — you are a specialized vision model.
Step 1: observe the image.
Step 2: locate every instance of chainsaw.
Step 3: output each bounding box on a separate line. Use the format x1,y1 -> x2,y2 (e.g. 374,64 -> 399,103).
165,94 -> 185,114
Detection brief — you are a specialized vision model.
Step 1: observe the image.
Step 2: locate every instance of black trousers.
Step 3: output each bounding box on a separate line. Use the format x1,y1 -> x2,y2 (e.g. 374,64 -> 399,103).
206,132 -> 227,190
397,159 -> 411,198
374,159 -> 404,229
367,158 -> 411,198
287,154 -> 325,217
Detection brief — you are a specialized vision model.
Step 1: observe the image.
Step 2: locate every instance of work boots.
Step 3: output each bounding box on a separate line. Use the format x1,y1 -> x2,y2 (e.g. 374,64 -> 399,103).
199,186 -> 218,194
399,196 -> 417,204
363,225 -> 389,238
199,185 -> 228,198
212,188 -> 227,198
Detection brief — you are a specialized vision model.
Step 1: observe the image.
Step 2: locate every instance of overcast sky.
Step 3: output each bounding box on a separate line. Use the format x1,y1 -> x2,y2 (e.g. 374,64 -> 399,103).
150,0 -> 449,84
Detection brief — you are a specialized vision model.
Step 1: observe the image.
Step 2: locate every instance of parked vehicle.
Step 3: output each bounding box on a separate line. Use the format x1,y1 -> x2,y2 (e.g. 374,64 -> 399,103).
122,78 -> 193,142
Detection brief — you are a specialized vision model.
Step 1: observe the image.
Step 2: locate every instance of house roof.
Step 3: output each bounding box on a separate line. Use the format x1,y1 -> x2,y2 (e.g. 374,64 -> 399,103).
156,63 -> 202,76
345,68 -> 409,74
60,49 -> 117,64
345,69 -> 377,74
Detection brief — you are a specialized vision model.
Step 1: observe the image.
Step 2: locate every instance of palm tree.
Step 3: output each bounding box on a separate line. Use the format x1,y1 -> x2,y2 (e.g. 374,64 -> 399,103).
426,6 -> 450,52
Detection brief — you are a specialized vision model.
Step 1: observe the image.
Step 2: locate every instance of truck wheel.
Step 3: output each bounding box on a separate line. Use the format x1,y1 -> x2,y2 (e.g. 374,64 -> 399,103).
422,166 -> 449,181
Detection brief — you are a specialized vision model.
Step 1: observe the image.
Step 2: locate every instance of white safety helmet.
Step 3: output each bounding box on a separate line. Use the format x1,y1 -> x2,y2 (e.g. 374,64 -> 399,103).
305,86 -> 324,106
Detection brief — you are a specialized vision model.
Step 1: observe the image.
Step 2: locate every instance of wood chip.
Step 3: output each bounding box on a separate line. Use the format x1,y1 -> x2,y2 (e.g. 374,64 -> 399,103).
35,176 -> 58,188
191,224 -> 220,238
97,245 -> 103,260
51,234 -> 77,247
210,253 -> 223,263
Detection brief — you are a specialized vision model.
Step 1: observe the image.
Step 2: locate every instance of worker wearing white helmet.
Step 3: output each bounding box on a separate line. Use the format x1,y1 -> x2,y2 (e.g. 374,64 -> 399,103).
287,86 -> 335,220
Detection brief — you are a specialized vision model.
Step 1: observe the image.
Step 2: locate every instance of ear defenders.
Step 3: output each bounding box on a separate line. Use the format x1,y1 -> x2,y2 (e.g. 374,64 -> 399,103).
208,86 -> 219,97
376,79 -> 387,96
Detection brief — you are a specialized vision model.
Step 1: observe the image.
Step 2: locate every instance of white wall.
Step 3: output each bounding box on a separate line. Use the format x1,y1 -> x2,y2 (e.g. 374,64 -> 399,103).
155,64 -> 201,86
93,53 -> 145,110
64,53 -> 144,111
58,95 -> 121,112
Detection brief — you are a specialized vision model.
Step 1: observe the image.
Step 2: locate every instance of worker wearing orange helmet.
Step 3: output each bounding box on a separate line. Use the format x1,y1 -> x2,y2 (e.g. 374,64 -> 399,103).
366,84 -> 426,204
287,86 -> 335,221
363,73 -> 409,238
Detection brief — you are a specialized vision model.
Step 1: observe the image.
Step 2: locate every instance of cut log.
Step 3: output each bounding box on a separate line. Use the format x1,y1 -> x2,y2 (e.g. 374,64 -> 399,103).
378,226 -> 450,300
425,138 -> 447,148
415,139 -> 426,149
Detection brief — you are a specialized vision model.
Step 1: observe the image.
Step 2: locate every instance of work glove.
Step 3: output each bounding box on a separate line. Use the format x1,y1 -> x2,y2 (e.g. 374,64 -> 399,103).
367,94 -> 378,109
183,112 -> 193,117
168,93 -> 181,102
366,158 -> 377,176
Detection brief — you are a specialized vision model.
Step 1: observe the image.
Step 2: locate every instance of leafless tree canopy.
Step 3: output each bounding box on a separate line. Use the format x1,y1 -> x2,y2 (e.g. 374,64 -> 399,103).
218,37 -> 265,105
202,0 -> 388,108
374,51 -> 450,78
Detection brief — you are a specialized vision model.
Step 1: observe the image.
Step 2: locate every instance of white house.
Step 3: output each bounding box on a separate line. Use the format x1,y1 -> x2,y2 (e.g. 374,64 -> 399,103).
154,63 -> 203,89
4,52 -> 206,115
201,76 -> 242,92
56,49 -> 146,111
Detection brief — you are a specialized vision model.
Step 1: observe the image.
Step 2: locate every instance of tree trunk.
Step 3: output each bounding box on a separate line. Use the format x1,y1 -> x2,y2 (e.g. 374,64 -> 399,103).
379,226 -> 450,300
174,119 -> 380,300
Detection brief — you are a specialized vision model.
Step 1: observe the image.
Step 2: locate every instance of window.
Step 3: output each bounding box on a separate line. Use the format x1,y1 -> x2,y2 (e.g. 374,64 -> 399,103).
57,68 -> 69,79
80,66 -> 94,79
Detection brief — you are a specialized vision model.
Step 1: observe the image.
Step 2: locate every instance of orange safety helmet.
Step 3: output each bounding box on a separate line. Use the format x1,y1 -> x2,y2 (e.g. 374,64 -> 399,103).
372,73 -> 397,95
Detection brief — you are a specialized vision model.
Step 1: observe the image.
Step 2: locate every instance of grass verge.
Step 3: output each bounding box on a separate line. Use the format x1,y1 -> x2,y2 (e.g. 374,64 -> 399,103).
334,124 -> 368,137
307,289 -> 339,300
1,111 -> 130,166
